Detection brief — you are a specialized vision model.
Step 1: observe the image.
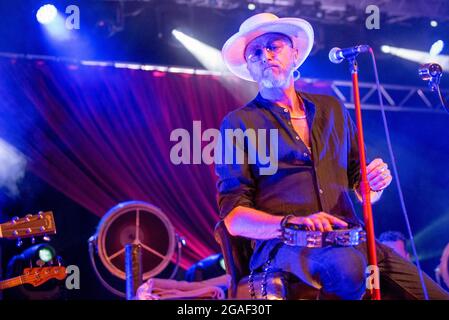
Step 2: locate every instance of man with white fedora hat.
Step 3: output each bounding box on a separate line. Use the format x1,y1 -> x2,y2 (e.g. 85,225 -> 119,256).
215,13 -> 449,299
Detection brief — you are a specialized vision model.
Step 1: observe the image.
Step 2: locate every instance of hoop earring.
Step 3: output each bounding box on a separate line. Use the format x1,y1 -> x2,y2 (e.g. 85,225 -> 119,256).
293,69 -> 300,81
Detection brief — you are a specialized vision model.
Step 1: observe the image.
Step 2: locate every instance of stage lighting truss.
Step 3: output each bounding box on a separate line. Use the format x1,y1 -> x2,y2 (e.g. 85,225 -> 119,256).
2,50 -> 446,113
168,0 -> 449,24
318,79 -> 449,113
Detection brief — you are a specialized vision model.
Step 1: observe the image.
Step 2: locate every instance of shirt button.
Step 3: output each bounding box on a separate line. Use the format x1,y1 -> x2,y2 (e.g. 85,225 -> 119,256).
319,189 -> 324,194
288,121 -> 291,125
295,136 -> 300,140
303,152 -> 308,157
284,108 -> 289,113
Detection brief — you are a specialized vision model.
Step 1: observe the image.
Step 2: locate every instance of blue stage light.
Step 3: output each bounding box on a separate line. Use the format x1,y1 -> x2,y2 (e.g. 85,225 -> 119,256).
430,40 -> 444,57
36,4 -> 57,25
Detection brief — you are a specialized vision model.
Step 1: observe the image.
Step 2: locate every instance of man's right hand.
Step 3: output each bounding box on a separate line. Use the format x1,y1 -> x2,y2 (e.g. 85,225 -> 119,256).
290,212 -> 348,232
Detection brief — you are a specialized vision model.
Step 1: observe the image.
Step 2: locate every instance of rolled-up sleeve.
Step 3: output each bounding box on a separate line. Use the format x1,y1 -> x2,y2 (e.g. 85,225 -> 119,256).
215,114 -> 256,219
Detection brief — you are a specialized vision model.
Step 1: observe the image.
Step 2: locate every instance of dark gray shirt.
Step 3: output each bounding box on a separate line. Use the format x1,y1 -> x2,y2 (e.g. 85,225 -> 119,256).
215,91 -> 362,270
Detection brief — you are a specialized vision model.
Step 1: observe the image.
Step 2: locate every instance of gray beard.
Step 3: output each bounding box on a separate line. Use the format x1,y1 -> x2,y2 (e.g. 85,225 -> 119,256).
260,70 -> 293,89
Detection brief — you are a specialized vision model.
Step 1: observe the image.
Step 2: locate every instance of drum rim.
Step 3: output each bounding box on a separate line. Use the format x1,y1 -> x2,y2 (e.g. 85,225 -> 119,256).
96,200 -> 176,280
439,242 -> 449,289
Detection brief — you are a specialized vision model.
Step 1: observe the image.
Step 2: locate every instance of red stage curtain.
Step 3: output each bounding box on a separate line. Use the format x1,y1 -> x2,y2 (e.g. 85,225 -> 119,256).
0,58 -> 244,269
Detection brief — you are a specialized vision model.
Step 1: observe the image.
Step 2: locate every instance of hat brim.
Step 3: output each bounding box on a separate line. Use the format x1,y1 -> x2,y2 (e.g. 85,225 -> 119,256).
222,18 -> 314,82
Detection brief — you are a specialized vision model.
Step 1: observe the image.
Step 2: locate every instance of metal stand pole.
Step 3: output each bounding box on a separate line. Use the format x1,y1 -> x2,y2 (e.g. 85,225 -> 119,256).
125,243 -> 142,300
349,58 -> 381,300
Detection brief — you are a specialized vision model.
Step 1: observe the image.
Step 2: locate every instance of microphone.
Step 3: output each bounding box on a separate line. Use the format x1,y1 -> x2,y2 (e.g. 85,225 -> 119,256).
418,63 -> 442,82
419,63 -> 443,92
419,63 -> 448,113
329,45 -> 371,64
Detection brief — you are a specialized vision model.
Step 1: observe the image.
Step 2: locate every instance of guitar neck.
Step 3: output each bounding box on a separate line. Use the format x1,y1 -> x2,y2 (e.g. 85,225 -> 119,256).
0,275 -> 25,290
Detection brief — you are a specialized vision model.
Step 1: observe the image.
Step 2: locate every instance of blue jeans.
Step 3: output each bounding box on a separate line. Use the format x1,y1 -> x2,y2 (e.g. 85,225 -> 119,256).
270,241 -> 449,300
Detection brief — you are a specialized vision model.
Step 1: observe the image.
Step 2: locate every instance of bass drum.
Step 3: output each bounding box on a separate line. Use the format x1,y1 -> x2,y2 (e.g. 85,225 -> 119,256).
95,201 -> 176,281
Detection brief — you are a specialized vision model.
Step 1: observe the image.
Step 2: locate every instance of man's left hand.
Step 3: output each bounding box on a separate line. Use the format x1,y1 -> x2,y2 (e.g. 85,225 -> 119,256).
366,158 -> 392,191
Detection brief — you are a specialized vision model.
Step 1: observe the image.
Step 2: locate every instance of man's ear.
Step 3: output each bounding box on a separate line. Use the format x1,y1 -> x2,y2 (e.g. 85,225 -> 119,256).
246,63 -> 255,80
292,47 -> 299,61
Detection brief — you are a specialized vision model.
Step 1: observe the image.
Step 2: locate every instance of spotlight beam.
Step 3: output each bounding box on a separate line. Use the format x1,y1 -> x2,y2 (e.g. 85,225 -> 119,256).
171,29 -> 258,104
381,45 -> 449,72
430,40 -> 445,57
172,29 -> 228,73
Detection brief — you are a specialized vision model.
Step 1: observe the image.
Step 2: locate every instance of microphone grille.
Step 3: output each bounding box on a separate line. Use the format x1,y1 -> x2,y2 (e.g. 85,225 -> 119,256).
329,47 -> 342,64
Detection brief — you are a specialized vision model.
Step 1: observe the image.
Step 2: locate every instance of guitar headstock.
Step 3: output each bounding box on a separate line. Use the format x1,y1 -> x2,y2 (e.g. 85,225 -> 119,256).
22,266 -> 67,287
0,211 -> 56,240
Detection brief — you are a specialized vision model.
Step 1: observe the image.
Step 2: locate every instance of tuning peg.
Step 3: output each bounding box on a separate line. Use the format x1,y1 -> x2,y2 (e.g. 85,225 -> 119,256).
16,238 -> 23,247
176,234 -> 187,247
43,234 -> 51,242
11,216 -> 19,224
180,237 -> 187,246
25,214 -> 32,221
38,211 -> 44,219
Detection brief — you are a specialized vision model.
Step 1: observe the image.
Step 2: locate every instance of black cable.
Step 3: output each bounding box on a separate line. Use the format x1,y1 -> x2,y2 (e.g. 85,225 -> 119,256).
369,48 -> 429,300
168,234 -> 183,280
436,85 -> 449,114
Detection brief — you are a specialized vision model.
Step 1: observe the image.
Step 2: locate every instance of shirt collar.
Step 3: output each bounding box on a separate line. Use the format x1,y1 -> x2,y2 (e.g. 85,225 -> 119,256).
254,91 -> 316,118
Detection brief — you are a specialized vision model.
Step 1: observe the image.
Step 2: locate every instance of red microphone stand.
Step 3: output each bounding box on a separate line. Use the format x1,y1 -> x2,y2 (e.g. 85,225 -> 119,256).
348,57 -> 381,300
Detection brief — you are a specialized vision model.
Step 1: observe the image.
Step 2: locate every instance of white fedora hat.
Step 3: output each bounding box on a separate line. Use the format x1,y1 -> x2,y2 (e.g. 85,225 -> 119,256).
222,13 -> 314,82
